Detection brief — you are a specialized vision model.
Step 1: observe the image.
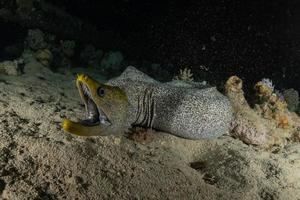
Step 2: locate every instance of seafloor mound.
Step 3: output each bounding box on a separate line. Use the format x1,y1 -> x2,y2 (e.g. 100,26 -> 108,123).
0,67 -> 299,200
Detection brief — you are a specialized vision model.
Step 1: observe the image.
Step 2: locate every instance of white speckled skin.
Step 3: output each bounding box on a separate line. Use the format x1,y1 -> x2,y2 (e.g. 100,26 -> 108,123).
108,66 -> 233,139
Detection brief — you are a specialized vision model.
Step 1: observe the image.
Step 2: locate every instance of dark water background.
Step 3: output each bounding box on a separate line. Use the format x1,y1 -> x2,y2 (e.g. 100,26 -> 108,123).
1,0 -> 299,92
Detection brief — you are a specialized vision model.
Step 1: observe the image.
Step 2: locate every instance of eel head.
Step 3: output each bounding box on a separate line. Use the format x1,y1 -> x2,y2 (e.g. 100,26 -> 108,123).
62,74 -> 129,136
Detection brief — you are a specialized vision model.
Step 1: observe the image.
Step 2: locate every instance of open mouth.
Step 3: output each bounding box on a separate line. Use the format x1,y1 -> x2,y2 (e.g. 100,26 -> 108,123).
78,82 -> 111,126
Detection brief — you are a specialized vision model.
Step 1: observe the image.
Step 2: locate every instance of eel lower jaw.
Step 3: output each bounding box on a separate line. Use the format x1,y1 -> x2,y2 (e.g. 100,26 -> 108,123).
62,118 -> 110,136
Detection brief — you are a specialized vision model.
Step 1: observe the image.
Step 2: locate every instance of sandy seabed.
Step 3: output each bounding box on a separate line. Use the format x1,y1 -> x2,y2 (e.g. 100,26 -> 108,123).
0,66 -> 299,200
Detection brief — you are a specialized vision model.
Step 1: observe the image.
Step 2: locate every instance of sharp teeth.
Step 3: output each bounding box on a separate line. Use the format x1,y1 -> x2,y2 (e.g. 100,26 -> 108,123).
80,82 -> 112,126
82,84 -> 91,98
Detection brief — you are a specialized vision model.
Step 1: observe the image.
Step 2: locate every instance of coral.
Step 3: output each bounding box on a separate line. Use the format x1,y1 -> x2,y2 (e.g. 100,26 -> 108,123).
226,76 -> 268,146
0,8 -> 15,22
277,115 -> 289,129
283,88 -> 299,112
225,76 -> 251,111
35,49 -> 53,67
261,78 -> 275,92
56,40 -> 76,69
225,76 -> 243,93
254,80 -> 274,101
60,40 -> 76,57
80,44 -> 103,67
226,75 -> 300,148
16,0 -> 34,19
292,128 -> 300,142
173,68 -> 194,82
254,80 -> 289,128
100,51 -> 124,70
26,29 -> 47,51
61,57 -> 72,69
50,47 -> 65,70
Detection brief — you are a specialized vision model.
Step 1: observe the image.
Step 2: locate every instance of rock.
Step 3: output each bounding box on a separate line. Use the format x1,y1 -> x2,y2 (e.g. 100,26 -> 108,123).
0,60 -> 22,76
26,29 -> 48,50
100,51 -> 124,70
229,112 -> 268,146
61,40 -> 76,57
16,0 -> 34,19
24,61 -> 52,76
48,47 -> 64,70
283,88 -> 299,112
23,56 -> 53,76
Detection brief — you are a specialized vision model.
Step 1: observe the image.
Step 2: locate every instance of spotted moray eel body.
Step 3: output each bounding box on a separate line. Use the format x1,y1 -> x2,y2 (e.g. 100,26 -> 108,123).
107,66 -> 233,139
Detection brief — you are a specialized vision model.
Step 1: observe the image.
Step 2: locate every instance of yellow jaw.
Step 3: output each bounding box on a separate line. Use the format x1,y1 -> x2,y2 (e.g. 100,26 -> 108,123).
62,119 -> 106,136
62,74 -> 103,136
62,119 -> 87,136
62,73 -> 129,137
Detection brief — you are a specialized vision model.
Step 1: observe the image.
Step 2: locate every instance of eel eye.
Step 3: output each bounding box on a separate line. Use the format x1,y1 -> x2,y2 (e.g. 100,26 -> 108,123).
97,87 -> 105,97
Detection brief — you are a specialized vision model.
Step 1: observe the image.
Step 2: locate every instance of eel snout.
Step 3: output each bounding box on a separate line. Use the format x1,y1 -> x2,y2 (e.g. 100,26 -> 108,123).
78,82 -> 111,126
62,74 -> 111,136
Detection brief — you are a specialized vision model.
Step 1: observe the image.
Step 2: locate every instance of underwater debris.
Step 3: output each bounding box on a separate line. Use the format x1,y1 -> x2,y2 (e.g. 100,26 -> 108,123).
173,68 -> 194,82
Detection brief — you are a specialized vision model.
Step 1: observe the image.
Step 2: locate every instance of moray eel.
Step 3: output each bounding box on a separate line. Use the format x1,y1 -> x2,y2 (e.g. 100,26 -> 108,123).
62,66 -> 233,139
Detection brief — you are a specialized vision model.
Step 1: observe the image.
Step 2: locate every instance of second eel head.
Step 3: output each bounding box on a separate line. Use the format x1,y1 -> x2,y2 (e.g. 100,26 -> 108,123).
62,74 -> 130,136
